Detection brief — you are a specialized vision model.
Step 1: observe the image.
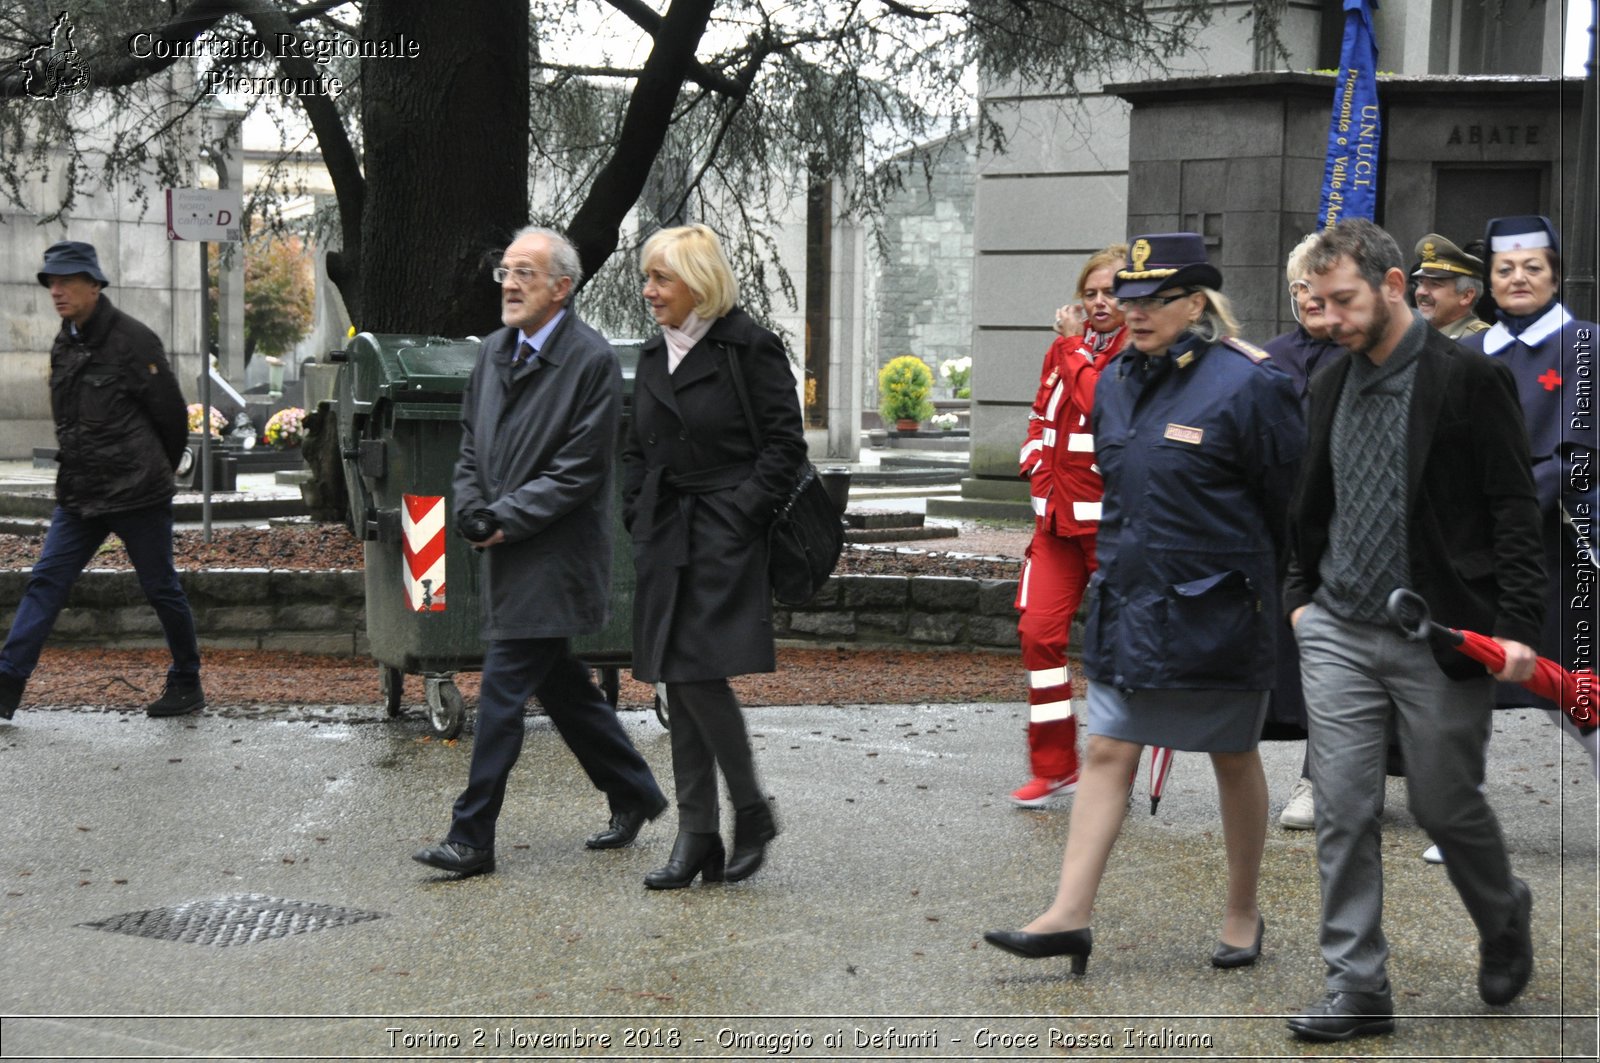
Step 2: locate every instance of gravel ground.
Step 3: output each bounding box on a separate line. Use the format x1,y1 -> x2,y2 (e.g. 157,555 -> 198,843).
1,521 -> 1033,716
15,646 -> 1023,718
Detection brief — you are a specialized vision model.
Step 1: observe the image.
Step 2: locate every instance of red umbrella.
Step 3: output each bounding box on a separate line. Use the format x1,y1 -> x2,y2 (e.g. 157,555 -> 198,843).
1147,745 -> 1176,815
1387,589 -> 1597,734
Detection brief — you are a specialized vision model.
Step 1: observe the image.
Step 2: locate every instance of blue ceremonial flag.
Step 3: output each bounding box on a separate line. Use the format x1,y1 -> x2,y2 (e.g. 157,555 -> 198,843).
1318,0 -> 1382,228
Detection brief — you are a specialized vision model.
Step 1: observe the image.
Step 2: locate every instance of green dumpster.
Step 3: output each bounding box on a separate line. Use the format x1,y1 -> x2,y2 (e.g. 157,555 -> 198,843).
331,332 -> 641,738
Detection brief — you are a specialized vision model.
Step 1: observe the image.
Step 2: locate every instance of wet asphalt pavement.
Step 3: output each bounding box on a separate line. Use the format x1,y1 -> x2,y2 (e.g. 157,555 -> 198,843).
0,700 -> 1595,1061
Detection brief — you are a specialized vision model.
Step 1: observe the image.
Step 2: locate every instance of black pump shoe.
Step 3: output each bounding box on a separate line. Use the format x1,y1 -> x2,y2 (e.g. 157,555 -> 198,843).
1211,915 -> 1265,968
644,832 -> 726,890
982,927 -> 1093,975
724,801 -> 778,882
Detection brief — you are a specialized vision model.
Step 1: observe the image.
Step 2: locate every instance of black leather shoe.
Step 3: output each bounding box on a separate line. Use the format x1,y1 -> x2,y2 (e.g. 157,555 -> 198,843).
147,674 -> 204,717
0,672 -> 21,720
644,832 -> 725,890
412,840 -> 495,877
1211,915 -> 1265,968
982,927 -> 1093,975
1480,877 -> 1534,1005
586,794 -> 669,850
1287,985 -> 1395,1042
724,800 -> 778,882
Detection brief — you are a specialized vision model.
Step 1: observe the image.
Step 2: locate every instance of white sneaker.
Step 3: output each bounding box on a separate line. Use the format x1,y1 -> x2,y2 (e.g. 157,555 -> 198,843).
1278,776 -> 1315,830
1422,844 -> 1444,864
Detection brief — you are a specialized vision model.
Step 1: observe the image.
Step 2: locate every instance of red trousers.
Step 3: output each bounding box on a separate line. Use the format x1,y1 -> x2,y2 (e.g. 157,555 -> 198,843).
1015,531 -> 1096,780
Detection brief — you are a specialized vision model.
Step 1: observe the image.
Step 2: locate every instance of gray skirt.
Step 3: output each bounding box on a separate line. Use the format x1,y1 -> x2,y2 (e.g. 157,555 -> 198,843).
1085,681 -> 1269,754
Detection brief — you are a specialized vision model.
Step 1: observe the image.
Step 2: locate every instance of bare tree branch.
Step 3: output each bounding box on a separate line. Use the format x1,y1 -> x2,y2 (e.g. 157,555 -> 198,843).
233,0 -> 364,297
594,0 -> 749,95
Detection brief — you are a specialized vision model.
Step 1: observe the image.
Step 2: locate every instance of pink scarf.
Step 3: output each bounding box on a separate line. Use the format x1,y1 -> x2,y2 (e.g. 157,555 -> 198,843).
663,312 -> 712,374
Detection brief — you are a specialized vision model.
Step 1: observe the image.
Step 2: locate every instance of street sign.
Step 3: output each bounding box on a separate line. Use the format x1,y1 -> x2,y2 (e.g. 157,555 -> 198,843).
165,188 -> 242,242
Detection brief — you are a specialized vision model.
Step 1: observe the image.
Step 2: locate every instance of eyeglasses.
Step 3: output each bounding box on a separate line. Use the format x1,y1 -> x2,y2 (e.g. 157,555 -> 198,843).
1117,291 -> 1193,313
492,266 -> 551,285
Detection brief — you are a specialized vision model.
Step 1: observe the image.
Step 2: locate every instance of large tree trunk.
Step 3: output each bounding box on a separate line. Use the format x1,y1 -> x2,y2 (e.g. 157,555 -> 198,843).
359,0 -> 529,336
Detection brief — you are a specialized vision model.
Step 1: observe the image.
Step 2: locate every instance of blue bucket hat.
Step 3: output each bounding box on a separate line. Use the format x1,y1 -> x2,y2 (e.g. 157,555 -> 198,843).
1483,215 -> 1560,258
1112,233 -> 1223,299
37,240 -> 109,287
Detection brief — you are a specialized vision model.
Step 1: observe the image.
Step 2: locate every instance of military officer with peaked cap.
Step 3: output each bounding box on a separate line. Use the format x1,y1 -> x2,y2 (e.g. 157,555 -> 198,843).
1411,233 -> 1490,339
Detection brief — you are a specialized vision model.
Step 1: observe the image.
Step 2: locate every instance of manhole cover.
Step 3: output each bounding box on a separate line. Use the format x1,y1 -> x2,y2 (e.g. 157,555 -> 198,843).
78,894 -> 385,946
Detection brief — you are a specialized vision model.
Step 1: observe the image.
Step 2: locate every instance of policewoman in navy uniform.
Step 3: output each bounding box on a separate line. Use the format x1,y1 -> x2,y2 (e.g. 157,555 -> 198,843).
985,233 -> 1305,975
1461,215 -> 1599,771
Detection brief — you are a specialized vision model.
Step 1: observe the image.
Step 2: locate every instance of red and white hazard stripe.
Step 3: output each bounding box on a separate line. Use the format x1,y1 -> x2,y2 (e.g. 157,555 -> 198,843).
401,494 -> 447,612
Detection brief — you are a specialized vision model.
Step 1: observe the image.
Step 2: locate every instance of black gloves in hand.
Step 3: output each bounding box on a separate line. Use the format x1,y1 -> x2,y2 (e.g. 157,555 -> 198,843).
457,508 -> 500,543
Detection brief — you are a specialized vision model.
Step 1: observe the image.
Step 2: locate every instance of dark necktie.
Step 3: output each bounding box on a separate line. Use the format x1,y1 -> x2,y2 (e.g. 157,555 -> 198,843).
515,340 -> 535,367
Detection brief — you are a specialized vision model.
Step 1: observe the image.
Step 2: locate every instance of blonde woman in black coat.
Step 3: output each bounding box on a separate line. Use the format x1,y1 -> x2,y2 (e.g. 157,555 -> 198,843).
622,224 -> 808,889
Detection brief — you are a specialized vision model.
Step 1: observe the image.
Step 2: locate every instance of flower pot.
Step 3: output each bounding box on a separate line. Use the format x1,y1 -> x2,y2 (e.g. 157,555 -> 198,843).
895,418 -> 920,433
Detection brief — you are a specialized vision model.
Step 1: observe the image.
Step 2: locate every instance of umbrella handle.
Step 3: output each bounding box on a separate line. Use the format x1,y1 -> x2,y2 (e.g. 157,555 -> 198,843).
1384,588 -> 1464,645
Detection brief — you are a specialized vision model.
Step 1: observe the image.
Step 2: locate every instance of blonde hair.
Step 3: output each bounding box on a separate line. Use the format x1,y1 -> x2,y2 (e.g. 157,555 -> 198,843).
1077,243 -> 1127,298
639,224 -> 738,320
1190,287 -> 1240,342
1284,232 -> 1321,285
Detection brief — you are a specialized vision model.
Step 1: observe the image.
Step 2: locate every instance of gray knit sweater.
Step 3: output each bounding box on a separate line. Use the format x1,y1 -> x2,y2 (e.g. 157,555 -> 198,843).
1314,312 -> 1428,623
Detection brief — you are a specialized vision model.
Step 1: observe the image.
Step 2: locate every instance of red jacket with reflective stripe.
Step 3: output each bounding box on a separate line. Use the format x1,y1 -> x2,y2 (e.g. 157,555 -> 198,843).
1019,328 -> 1127,536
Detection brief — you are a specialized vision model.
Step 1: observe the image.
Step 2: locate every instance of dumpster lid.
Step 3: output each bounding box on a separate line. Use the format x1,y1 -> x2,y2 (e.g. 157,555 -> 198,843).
348,334 -> 477,394
392,345 -> 475,389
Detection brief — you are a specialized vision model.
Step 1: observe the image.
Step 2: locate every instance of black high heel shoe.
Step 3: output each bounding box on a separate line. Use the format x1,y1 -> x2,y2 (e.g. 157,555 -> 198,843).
982,927 -> 1093,976
644,832 -> 726,890
724,801 -> 778,882
1210,916 -> 1265,968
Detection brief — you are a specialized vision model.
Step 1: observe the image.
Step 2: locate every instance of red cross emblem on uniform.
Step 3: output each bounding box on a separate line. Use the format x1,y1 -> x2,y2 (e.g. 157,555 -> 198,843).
1538,368 -> 1562,391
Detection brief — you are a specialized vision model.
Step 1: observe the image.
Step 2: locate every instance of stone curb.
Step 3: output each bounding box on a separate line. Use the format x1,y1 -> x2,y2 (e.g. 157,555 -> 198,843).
0,570 -> 1030,656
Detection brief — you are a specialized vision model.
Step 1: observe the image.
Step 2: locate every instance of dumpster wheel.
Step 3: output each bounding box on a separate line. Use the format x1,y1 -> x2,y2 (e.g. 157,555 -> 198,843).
380,666 -> 404,717
425,677 -> 466,740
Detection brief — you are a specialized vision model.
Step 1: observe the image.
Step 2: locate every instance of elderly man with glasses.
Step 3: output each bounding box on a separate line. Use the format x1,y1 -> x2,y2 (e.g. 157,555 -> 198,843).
412,225 -> 667,879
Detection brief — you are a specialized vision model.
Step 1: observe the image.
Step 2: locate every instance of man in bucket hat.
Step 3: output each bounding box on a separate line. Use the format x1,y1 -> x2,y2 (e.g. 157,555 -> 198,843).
0,241 -> 203,721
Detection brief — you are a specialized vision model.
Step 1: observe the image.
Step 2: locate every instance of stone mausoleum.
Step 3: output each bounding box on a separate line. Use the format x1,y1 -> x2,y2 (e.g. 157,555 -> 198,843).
937,0 -> 1592,519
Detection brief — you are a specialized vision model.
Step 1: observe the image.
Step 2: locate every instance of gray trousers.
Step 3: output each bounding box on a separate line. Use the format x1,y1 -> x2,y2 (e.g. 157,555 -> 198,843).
1297,603 -> 1520,991
666,679 -> 765,833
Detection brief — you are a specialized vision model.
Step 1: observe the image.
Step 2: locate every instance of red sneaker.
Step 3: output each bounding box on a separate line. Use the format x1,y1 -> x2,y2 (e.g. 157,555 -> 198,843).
1010,774 -> 1078,808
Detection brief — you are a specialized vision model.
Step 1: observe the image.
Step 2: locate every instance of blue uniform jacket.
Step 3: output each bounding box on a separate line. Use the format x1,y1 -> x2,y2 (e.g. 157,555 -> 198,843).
1083,333 -> 1305,691
1461,302 -> 1598,680
1460,304 -> 1597,522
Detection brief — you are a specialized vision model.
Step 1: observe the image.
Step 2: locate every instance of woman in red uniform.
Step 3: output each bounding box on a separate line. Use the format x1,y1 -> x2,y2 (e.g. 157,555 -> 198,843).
1010,244 -> 1128,807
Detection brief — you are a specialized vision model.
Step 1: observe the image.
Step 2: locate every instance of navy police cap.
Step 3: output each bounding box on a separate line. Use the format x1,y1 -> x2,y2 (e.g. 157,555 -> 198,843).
1113,233 -> 1222,299
1483,215 -> 1560,258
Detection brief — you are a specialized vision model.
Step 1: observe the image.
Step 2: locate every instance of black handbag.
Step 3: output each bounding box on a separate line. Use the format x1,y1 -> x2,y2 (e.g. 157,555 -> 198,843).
723,342 -> 845,606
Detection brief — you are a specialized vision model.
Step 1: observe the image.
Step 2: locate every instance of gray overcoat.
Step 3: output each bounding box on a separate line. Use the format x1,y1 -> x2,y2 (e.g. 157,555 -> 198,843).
622,309 -> 808,682
452,312 -> 621,641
